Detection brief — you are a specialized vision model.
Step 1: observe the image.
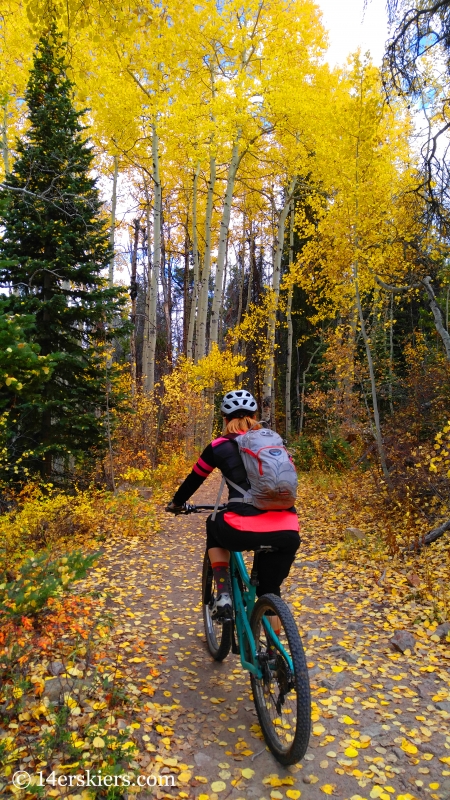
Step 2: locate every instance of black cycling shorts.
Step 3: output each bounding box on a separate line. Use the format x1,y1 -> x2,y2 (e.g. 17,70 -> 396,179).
206,510 -> 300,597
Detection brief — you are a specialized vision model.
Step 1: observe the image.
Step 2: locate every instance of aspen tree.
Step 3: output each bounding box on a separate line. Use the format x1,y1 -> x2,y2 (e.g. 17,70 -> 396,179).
186,162 -> 201,360
233,209 -> 247,355
143,125 -> 162,393
142,182 -> 152,389
0,1 -> 35,180
209,141 -> 240,349
290,57 -> 421,477
196,156 -> 216,361
261,177 -> 297,423
109,155 -> 119,287
130,218 -> 140,394
1,102 -> 10,176
285,200 -> 295,438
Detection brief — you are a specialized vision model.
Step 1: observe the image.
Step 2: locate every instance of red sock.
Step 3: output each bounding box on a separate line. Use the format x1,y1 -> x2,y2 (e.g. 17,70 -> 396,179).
211,561 -> 229,596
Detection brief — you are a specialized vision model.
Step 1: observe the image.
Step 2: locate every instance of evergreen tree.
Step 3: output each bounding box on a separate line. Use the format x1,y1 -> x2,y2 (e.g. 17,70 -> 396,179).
0,25 -> 127,479
0,304 -> 55,415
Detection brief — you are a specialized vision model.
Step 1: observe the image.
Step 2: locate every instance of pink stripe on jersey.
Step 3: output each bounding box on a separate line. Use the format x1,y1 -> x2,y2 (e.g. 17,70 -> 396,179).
211,436 -> 229,448
198,456 -> 214,473
211,431 -> 246,448
193,463 -> 209,477
224,511 -> 299,533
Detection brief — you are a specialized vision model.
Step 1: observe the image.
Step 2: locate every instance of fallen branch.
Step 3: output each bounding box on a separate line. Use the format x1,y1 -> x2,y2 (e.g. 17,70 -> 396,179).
421,276 -> 450,361
251,747 -> 266,761
354,441 -> 376,467
404,518 -> 450,552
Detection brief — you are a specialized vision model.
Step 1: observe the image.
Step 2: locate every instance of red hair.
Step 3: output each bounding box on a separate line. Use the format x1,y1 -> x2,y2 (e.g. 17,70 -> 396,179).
224,415 -> 261,434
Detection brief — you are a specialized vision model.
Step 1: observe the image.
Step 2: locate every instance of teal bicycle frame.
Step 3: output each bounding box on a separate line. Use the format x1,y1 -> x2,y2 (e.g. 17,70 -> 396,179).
230,551 -> 294,678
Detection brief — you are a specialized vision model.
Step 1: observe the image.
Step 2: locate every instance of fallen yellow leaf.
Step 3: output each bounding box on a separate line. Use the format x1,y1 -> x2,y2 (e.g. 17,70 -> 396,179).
400,738 -> 418,755
313,723 -> 326,736
210,781 -> 227,793
92,736 -> 105,748
241,768 -> 254,779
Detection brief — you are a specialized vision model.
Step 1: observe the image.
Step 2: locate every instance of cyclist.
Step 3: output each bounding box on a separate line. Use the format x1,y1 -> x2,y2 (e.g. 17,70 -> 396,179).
166,390 -> 300,620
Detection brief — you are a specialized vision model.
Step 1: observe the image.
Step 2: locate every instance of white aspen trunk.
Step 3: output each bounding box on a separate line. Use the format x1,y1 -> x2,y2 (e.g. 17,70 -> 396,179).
2,101 -> 10,175
130,219 -> 140,396
262,177 -> 297,420
160,218 -> 172,362
186,162 -> 201,360
285,200 -> 295,439
144,126 -> 161,393
446,285 -> 449,331
218,236 -> 228,349
388,292 -> 394,414
142,193 -> 152,388
240,226 -> 254,370
196,156 -> 216,362
352,91 -> 391,483
299,343 -> 321,435
209,142 -> 240,349
109,156 -> 118,287
353,261 -> 392,484
233,212 -> 246,356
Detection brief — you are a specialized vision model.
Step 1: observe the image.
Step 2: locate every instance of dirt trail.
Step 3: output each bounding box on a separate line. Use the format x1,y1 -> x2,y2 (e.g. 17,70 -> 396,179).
97,475 -> 450,800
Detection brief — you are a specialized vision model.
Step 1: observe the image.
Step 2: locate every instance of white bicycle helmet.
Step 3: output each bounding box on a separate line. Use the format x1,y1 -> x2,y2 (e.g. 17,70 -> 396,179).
220,389 -> 258,416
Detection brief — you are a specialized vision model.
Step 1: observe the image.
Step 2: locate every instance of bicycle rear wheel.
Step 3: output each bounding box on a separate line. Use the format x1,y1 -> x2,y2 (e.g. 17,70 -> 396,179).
250,593 -> 311,765
202,550 -> 232,661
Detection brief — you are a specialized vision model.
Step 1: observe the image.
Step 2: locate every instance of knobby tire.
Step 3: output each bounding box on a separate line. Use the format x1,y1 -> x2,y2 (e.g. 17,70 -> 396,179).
202,550 -> 232,661
250,593 -> 311,765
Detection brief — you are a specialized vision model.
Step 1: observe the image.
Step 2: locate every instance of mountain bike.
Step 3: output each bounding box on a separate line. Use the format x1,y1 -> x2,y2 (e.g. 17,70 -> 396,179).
181,503 -> 311,766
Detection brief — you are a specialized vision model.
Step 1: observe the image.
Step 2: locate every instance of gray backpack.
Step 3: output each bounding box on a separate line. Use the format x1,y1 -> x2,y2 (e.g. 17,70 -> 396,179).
213,427 -> 298,516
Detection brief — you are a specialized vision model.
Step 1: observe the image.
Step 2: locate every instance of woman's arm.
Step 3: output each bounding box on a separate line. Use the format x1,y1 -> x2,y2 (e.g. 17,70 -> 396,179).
171,444 -> 216,506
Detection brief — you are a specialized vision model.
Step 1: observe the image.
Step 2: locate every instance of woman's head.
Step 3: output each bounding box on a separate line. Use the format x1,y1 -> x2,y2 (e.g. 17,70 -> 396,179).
220,389 -> 260,434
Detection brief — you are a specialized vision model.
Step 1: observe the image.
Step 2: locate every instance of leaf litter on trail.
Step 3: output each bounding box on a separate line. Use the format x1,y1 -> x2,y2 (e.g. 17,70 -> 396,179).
3,473 -> 450,799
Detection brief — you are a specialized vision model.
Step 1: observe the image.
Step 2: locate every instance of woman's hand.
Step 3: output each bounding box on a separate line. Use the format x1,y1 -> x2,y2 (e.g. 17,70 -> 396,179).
165,501 -> 184,515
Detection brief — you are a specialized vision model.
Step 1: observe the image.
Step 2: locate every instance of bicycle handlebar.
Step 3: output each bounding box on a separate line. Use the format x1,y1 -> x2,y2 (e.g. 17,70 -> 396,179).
180,503 -> 227,514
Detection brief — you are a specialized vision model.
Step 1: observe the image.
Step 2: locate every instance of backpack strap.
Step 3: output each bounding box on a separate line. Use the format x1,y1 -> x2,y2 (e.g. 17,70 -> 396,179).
211,475 -> 253,519
211,475 -> 226,521
223,477 -> 253,505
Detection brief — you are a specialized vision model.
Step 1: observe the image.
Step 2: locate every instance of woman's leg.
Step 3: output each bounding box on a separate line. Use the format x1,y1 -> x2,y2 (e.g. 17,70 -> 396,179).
208,548 -> 230,596
206,516 -> 231,598
208,547 -> 230,564
256,531 -> 299,638
255,530 -> 300,598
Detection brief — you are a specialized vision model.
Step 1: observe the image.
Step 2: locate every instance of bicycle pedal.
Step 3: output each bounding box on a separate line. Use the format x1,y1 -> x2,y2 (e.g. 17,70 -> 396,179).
212,610 -> 233,622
